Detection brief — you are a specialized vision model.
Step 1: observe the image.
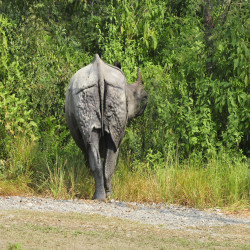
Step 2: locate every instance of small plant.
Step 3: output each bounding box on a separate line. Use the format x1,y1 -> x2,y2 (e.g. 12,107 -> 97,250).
7,243 -> 22,250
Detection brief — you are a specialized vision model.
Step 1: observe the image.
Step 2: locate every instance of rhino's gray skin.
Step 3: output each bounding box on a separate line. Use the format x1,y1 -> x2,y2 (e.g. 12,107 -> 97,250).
65,54 -> 147,200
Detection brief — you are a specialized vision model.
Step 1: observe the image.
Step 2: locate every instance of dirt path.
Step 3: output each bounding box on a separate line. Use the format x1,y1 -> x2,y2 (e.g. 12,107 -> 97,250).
0,196 -> 249,249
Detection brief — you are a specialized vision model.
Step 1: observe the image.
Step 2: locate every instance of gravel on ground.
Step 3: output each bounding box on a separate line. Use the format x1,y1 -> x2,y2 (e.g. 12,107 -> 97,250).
0,196 -> 249,231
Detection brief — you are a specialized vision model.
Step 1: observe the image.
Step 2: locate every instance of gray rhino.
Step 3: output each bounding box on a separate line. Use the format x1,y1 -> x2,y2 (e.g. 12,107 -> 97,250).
65,54 -> 147,200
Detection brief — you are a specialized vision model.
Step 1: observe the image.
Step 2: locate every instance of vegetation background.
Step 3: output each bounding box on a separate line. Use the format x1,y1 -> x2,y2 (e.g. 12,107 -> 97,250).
0,0 -> 249,208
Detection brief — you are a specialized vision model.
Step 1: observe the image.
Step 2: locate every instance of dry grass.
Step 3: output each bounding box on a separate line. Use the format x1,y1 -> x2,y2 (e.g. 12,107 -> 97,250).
0,179 -> 33,197
1,210 -> 249,250
112,159 -> 249,209
0,136 -> 249,210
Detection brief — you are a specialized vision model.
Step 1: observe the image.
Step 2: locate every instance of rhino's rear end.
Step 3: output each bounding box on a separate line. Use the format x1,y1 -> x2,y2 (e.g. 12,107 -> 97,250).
65,58 -> 102,149
65,54 -> 128,150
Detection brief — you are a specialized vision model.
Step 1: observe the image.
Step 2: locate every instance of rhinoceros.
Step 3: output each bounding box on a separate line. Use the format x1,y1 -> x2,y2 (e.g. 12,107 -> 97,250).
65,54 -> 147,200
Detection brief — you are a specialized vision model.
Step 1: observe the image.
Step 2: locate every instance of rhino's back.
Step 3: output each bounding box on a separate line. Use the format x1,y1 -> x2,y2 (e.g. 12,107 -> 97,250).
65,57 -> 128,149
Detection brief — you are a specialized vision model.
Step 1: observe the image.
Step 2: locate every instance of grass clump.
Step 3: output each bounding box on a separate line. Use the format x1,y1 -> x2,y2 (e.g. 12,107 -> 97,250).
112,153 -> 249,209
0,136 -> 249,210
0,136 -> 94,199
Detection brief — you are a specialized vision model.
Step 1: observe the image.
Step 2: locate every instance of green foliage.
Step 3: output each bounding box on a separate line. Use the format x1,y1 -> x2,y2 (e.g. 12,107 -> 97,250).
7,242 -> 22,250
0,0 -> 249,205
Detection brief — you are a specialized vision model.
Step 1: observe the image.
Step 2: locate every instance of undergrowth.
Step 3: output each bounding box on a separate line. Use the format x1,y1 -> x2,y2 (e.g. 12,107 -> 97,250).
0,136 -> 248,209
113,155 -> 249,208
0,1 -> 249,210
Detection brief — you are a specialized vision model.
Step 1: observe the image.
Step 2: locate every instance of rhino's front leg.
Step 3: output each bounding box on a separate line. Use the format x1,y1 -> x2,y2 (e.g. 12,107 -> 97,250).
104,136 -> 119,197
88,130 -> 106,200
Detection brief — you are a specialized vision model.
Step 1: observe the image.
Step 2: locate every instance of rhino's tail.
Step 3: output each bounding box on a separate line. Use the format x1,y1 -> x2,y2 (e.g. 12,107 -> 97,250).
95,54 -> 105,135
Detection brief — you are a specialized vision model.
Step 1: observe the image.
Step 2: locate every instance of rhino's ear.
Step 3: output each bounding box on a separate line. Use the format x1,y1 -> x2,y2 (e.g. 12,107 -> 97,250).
137,67 -> 143,84
114,61 -> 121,69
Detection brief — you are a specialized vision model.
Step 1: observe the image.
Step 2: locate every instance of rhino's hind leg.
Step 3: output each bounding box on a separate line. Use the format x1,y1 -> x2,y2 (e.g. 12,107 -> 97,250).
88,129 -> 106,200
104,135 -> 119,197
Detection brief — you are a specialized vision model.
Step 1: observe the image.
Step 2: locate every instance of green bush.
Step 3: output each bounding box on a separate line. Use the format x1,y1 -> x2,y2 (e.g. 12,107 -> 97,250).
0,0 -> 249,206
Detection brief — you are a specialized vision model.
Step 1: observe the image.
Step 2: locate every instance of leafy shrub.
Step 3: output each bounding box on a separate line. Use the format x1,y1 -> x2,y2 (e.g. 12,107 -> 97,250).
0,0 -> 249,206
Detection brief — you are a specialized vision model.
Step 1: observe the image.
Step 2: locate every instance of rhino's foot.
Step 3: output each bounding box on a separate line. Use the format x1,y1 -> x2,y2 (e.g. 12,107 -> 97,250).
92,191 -> 106,201
105,189 -> 112,198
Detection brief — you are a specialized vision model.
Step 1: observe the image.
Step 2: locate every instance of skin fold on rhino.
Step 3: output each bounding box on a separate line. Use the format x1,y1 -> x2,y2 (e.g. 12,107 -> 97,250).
65,54 -> 147,200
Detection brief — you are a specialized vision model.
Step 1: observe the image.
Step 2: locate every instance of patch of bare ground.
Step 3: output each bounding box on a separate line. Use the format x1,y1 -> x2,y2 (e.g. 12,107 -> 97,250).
0,210 -> 249,250
221,209 -> 250,218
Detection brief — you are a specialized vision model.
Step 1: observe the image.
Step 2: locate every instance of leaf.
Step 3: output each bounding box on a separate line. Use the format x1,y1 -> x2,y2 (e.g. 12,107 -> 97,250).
152,33 -> 157,50
2,35 -> 7,48
234,58 -> 239,70
121,26 -> 124,35
29,121 -> 38,127
17,118 -> 25,123
5,123 -> 11,130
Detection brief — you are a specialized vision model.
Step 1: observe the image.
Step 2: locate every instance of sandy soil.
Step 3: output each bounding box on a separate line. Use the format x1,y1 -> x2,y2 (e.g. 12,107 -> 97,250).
0,196 -> 249,249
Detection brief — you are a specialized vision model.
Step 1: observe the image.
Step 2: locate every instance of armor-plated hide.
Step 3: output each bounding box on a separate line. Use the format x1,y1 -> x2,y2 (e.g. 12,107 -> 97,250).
66,54 -> 127,150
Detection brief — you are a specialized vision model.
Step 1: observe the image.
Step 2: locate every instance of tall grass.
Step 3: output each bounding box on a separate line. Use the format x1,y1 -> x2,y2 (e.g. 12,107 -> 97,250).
0,136 -> 249,209
0,136 -> 94,199
112,155 -> 249,208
